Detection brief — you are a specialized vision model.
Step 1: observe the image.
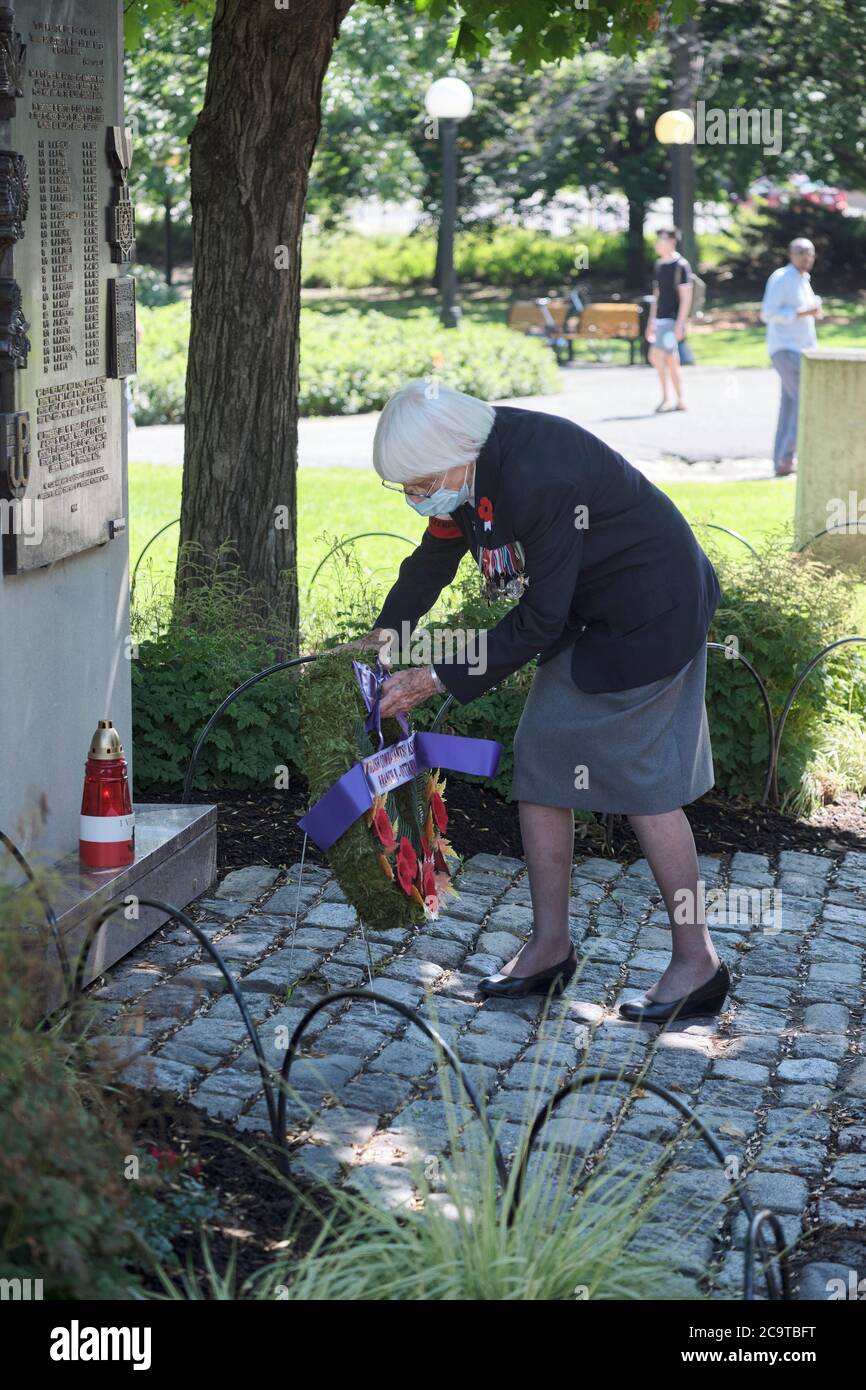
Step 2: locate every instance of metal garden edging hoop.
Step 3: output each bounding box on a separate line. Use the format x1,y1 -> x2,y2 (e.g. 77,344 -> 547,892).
305,532 -> 418,603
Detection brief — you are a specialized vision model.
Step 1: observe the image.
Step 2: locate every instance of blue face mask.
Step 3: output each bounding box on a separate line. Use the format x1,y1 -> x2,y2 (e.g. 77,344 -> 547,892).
406,465 -> 472,516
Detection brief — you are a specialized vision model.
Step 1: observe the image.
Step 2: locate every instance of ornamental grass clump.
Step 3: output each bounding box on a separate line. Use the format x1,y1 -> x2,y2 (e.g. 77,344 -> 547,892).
299,645 -> 459,931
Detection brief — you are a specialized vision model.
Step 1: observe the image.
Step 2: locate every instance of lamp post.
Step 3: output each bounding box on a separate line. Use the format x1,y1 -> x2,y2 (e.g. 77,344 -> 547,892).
425,77 -> 473,329
654,108 -> 697,269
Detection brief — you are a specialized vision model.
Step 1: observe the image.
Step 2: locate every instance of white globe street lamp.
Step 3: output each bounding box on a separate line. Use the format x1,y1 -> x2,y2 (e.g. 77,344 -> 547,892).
654,108 -> 695,145
425,77 -> 474,122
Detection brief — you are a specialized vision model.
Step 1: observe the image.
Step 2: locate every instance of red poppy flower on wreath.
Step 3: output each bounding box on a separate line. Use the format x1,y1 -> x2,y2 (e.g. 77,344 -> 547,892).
372,805 -> 396,852
477,495 -> 494,531
430,790 -> 448,833
395,836 -> 418,896
421,860 -> 437,899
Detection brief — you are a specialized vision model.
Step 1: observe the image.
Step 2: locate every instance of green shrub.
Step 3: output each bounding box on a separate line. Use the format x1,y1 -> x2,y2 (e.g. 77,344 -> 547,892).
302,229 -> 436,288
0,881 -> 144,1299
457,224 -> 633,285
128,301 -> 559,425
731,201 -> 866,280
132,261 -> 183,309
298,307 -> 559,415
128,1148 -> 226,1270
129,299 -> 190,424
131,554 -> 301,793
704,534 -> 866,810
135,214 -> 193,266
302,225 -> 655,289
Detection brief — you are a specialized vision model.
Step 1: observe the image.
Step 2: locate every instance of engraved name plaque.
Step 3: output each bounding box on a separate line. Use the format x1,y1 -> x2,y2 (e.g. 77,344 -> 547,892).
1,0 -> 126,573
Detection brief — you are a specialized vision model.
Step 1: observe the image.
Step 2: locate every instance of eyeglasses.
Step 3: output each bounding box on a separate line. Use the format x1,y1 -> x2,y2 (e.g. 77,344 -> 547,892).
381,462 -> 472,501
381,477 -> 441,501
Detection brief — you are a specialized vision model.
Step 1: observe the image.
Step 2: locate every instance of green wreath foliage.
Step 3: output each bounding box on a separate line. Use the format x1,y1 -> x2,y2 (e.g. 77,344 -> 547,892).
299,646 -> 435,931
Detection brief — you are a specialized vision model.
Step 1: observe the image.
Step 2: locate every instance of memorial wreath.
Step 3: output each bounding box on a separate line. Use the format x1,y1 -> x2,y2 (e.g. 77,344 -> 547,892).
298,646 -> 502,932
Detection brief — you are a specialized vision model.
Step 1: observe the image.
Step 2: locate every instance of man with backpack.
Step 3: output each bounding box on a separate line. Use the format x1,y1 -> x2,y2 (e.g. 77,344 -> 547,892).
646,227 -> 694,412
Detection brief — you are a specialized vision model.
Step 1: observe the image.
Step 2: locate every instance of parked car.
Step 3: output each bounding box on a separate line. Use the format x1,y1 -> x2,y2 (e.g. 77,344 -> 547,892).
744,173 -> 848,213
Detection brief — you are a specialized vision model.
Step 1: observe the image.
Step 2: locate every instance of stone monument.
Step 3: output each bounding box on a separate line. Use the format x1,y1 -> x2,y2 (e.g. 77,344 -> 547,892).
795,348 -> 866,574
0,0 -> 214,1003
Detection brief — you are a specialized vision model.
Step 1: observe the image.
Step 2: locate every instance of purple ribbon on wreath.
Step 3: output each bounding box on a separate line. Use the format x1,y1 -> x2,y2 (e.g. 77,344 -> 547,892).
352,657 -> 408,749
297,658 -> 502,851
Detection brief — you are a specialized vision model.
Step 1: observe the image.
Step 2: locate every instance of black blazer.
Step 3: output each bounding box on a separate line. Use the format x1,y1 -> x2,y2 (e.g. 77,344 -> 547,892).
372,404 -> 721,705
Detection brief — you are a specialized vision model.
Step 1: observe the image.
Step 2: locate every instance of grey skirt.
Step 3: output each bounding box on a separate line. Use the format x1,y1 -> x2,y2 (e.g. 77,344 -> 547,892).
510,642 -> 714,815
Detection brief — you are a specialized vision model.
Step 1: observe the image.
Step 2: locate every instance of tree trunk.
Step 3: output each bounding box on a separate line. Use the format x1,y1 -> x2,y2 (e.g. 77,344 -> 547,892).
625,194 -> 647,290
177,0 -> 353,641
164,194 -> 173,286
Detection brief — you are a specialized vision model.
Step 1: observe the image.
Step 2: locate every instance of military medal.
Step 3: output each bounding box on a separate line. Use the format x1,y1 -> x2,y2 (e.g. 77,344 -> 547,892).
479,540 -> 528,603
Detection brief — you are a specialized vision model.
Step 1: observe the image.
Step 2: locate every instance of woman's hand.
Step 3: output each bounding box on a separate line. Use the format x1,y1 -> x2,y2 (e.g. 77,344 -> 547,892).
645,323 -> 656,343
379,666 -> 437,720
328,628 -> 393,667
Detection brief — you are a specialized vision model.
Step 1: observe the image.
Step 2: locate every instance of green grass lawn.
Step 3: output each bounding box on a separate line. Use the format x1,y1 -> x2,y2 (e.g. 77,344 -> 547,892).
686,297 -> 866,369
130,463 -> 797,609
130,462 -> 866,632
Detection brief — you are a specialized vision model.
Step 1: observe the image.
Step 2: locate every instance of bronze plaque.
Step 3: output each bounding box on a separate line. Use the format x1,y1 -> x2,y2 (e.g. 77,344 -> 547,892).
108,273 -> 135,378
1,0 -> 127,573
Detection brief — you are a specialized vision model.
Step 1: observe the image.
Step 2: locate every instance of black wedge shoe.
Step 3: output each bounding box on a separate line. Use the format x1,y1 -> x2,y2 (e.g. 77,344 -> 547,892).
618,961 -> 730,1024
478,945 -> 577,1000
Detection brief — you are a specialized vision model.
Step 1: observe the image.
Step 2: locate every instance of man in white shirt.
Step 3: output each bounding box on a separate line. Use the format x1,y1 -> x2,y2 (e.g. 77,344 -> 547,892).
759,237 -> 823,476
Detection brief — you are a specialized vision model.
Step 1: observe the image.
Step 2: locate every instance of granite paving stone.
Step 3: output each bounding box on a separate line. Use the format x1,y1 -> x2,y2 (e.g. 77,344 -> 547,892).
238,948 -> 323,993
194,899 -> 251,922
777,1057 -> 839,1085
213,865 -> 280,901
255,884 -> 321,915
792,1034 -> 849,1061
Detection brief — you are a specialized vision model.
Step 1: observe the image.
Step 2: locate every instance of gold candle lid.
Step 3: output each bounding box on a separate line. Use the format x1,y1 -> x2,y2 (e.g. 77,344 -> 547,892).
88,719 -> 124,760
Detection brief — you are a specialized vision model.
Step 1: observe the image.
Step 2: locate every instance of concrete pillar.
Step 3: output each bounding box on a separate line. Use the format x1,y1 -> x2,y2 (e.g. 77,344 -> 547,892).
795,348 -> 866,574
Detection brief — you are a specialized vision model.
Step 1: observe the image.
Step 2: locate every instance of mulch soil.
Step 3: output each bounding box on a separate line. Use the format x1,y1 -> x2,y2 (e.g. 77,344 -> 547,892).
117,1089 -> 337,1295
140,777 -> 866,873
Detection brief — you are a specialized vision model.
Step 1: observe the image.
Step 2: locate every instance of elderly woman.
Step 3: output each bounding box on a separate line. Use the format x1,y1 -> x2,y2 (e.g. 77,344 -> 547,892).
352,379 -> 728,1022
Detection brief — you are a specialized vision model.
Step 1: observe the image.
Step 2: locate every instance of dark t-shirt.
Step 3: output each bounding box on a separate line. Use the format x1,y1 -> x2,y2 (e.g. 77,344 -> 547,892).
654,254 -> 692,319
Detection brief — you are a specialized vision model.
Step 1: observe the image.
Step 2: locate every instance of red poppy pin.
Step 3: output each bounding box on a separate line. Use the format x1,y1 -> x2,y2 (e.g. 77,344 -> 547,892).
477,495 -> 494,532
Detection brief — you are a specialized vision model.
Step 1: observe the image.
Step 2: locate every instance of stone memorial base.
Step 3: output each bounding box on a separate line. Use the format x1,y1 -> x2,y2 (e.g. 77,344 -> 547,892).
20,803 -> 217,1012
795,348 -> 866,572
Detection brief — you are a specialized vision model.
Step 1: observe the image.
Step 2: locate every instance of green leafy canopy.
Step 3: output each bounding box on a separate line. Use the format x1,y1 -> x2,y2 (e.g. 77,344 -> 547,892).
125,1 -> 696,66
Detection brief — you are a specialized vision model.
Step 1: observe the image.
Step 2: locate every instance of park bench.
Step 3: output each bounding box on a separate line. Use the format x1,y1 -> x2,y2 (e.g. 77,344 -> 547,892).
507,295 -> 642,364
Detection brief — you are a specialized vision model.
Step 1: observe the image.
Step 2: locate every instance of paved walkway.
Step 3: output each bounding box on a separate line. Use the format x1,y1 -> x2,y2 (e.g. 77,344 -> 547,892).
128,365 -> 782,484
92,846 -> 866,1300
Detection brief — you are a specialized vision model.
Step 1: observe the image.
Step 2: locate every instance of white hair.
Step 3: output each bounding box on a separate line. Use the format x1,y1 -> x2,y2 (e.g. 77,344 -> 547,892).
372,379 -> 496,482
789,237 -> 815,253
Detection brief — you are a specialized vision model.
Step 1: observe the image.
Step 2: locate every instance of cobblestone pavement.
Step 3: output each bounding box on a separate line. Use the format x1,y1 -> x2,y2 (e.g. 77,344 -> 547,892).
91,847 -> 866,1300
